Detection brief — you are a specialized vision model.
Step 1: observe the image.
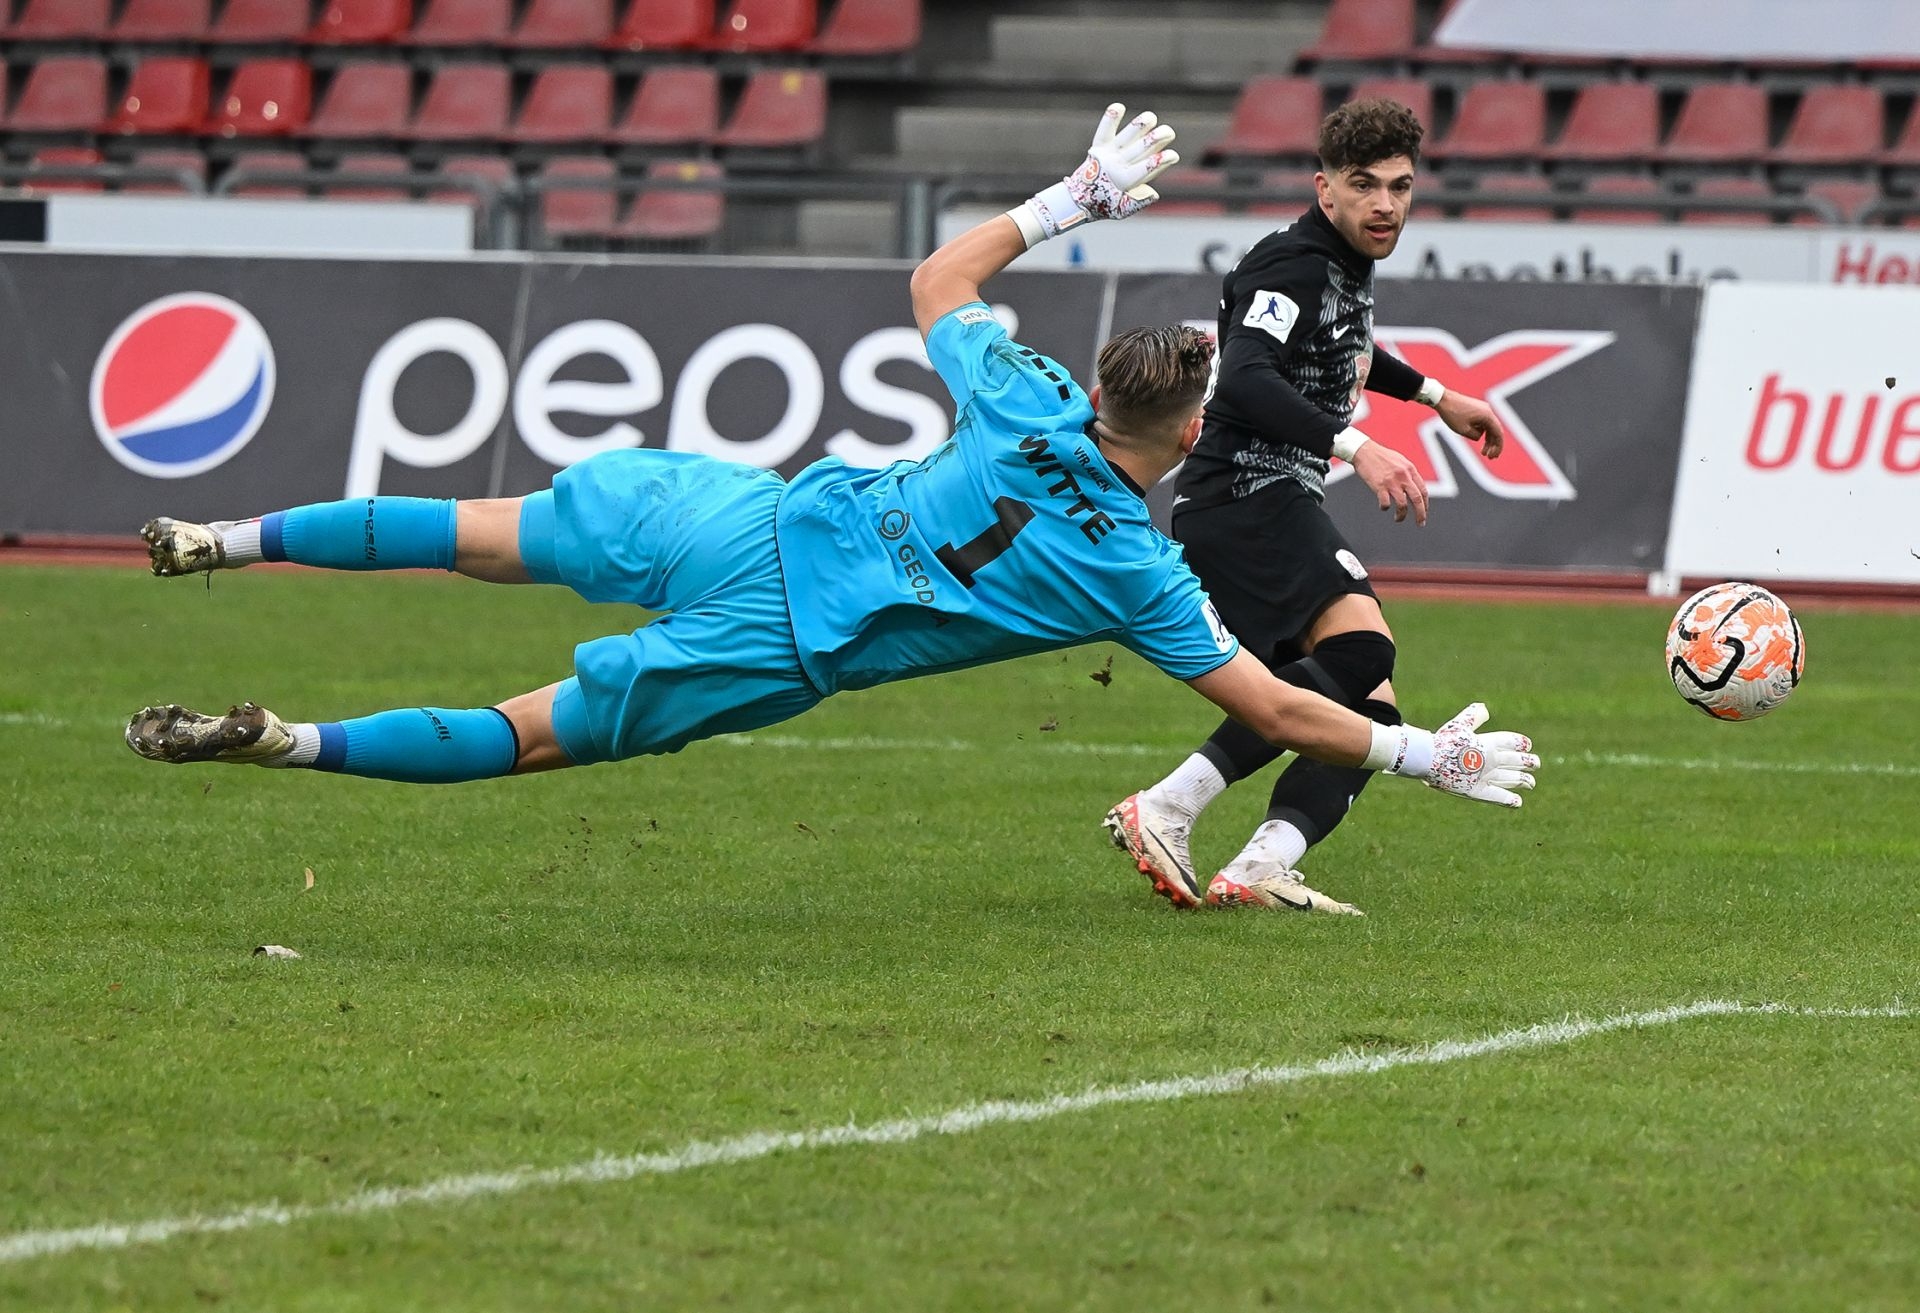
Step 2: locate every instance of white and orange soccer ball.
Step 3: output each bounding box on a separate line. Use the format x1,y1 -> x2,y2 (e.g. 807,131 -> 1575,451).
1665,582 -> 1805,721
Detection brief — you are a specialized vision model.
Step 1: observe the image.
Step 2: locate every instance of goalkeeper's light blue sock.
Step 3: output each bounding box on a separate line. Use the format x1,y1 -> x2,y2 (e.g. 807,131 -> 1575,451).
293,708 -> 519,783
253,498 -> 458,572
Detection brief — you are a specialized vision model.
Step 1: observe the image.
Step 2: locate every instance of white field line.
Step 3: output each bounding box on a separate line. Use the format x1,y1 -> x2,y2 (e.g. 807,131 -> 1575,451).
0,999 -> 1906,1265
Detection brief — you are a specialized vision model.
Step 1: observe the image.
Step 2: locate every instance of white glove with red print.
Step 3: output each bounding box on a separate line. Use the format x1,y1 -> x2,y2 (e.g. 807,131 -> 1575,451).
1424,702 -> 1540,808
1010,103 -> 1179,247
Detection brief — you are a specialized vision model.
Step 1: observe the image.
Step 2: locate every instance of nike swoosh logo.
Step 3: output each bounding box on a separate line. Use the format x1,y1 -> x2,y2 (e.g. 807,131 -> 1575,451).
1331,326 -> 1352,339
1172,495 -> 1190,506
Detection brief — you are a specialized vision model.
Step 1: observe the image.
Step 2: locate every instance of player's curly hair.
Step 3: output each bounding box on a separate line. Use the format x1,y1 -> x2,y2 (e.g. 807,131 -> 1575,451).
1095,325 -> 1214,434
1318,98 -> 1424,171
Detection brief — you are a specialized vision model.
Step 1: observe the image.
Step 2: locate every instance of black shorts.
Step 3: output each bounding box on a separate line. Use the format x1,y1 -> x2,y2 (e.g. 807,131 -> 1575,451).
1172,479 -> 1378,668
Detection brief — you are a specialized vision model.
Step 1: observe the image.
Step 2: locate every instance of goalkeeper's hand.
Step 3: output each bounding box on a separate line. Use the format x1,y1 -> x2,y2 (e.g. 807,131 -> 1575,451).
1423,702 -> 1540,808
1013,103 -> 1179,246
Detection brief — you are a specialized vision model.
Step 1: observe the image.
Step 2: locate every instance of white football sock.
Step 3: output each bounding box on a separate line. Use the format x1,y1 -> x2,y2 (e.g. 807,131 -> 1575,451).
1238,818 -> 1310,871
216,519 -> 264,567
1146,753 -> 1227,823
261,722 -> 321,768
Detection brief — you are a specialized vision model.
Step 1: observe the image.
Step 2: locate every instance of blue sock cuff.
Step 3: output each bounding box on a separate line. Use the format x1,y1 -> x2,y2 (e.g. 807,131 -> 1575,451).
314,722 -> 348,771
323,708 -> 518,784
277,498 -> 457,572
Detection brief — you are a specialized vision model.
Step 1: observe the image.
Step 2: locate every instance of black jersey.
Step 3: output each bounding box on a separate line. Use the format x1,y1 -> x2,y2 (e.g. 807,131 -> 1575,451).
1175,203 -> 1426,511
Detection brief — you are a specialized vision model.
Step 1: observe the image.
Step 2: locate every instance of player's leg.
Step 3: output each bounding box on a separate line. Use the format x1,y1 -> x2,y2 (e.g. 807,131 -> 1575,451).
1106,483 -> 1355,906
126,678 -> 580,780
1206,591 -> 1395,914
143,497 -> 464,578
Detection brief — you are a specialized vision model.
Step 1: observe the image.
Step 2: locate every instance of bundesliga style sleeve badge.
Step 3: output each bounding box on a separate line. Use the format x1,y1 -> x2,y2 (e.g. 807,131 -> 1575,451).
1242,290 -> 1301,343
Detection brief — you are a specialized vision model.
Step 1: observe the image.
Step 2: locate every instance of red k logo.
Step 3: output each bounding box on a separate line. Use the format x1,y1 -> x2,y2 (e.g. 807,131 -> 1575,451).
1331,329 -> 1614,500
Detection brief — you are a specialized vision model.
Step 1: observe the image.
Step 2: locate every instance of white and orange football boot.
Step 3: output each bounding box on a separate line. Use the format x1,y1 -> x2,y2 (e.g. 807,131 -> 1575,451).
1205,856 -> 1364,916
1103,792 -> 1202,908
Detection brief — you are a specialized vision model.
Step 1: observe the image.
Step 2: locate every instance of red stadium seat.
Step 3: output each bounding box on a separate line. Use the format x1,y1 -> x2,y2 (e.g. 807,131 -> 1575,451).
1773,86 -> 1883,165
605,0 -> 708,50
1348,77 -> 1432,133
114,0 -> 212,41
617,158 -> 723,239
207,58 -> 311,138
405,0 -> 508,45
510,65 -> 611,143
308,62 -> 413,138
809,0 -> 917,56
326,150 -> 412,200
24,146 -> 104,193
223,148 -> 309,196
1661,83 -> 1768,164
715,68 -> 823,148
209,0 -> 310,41
1571,174 -> 1665,224
1459,172 -> 1555,221
109,57 -> 211,135
1426,81 -> 1544,161
8,57 -> 107,132
430,151 -> 513,204
1204,76 -> 1322,162
124,146 -> 208,192
1302,0 -> 1415,63
539,155 -> 619,238
710,0 -> 814,52
7,0 -> 111,40
411,62 -> 510,140
1798,178 -> 1879,225
1682,176 -> 1775,225
1547,83 -> 1659,164
310,0 -> 410,43
509,0 -> 610,47
610,65 -> 718,146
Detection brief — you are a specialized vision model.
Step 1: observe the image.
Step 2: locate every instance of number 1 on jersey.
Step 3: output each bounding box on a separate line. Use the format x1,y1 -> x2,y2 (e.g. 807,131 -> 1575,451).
935,496 -> 1035,589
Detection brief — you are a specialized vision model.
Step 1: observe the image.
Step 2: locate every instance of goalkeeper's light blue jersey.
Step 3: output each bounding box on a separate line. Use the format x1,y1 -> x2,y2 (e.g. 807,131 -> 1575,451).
773,302 -> 1238,696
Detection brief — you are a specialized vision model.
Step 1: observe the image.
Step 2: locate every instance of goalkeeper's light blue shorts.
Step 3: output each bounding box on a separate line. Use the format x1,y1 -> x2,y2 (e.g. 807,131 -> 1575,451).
517,448 -> 821,765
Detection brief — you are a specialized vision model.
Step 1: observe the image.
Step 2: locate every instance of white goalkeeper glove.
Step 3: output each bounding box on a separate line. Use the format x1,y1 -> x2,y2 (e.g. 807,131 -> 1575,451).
1008,102 -> 1179,248
1363,702 -> 1540,808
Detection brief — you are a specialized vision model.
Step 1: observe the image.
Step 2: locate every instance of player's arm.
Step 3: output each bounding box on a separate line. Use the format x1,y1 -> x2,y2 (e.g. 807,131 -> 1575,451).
1368,343 -> 1508,460
1205,256 -> 1342,453
1186,649 -> 1540,807
910,102 -> 1177,339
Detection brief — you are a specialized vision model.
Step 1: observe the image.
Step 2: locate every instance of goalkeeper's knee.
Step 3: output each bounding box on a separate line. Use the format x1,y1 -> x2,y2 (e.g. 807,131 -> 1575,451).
1298,630 -> 1397,707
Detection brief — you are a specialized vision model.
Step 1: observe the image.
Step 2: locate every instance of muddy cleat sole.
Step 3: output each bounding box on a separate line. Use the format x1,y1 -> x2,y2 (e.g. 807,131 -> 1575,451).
141,517 -> 231,577
126,702 -> 294,765
1206,869 -> 1364,917
1103,793 -> 1202,909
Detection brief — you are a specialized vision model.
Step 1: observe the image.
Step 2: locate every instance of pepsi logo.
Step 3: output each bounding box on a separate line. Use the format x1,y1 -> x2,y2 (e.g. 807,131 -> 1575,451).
90,293 -> 275,479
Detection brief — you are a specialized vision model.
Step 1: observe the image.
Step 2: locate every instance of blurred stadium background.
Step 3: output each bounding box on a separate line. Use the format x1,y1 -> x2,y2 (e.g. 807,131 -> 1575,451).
2,0 -> 1920,255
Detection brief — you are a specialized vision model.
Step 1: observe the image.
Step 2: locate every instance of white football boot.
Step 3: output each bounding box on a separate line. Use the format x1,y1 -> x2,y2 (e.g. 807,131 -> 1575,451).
1206,856 -> 1364,917
1103,792 -> 1202,908
141,517 -> 237,576
126,702 -> 294,765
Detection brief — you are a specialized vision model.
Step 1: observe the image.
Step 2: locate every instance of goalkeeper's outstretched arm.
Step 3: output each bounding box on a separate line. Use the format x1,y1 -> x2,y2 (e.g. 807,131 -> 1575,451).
910,102 -> 1178,338
1187,649 -> 1541,808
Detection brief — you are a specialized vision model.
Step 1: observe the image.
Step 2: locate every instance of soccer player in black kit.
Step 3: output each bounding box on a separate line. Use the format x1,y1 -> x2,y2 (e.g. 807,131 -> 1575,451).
1105,99 -> 1511,915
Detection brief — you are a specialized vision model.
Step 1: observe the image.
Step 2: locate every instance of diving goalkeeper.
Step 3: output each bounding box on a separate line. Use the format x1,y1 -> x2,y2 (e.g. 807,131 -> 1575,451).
125,104 -> 1541,862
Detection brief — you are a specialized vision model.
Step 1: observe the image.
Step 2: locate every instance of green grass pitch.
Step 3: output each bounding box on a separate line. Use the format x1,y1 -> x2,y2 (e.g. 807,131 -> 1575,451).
2,563 -> 1915,1311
